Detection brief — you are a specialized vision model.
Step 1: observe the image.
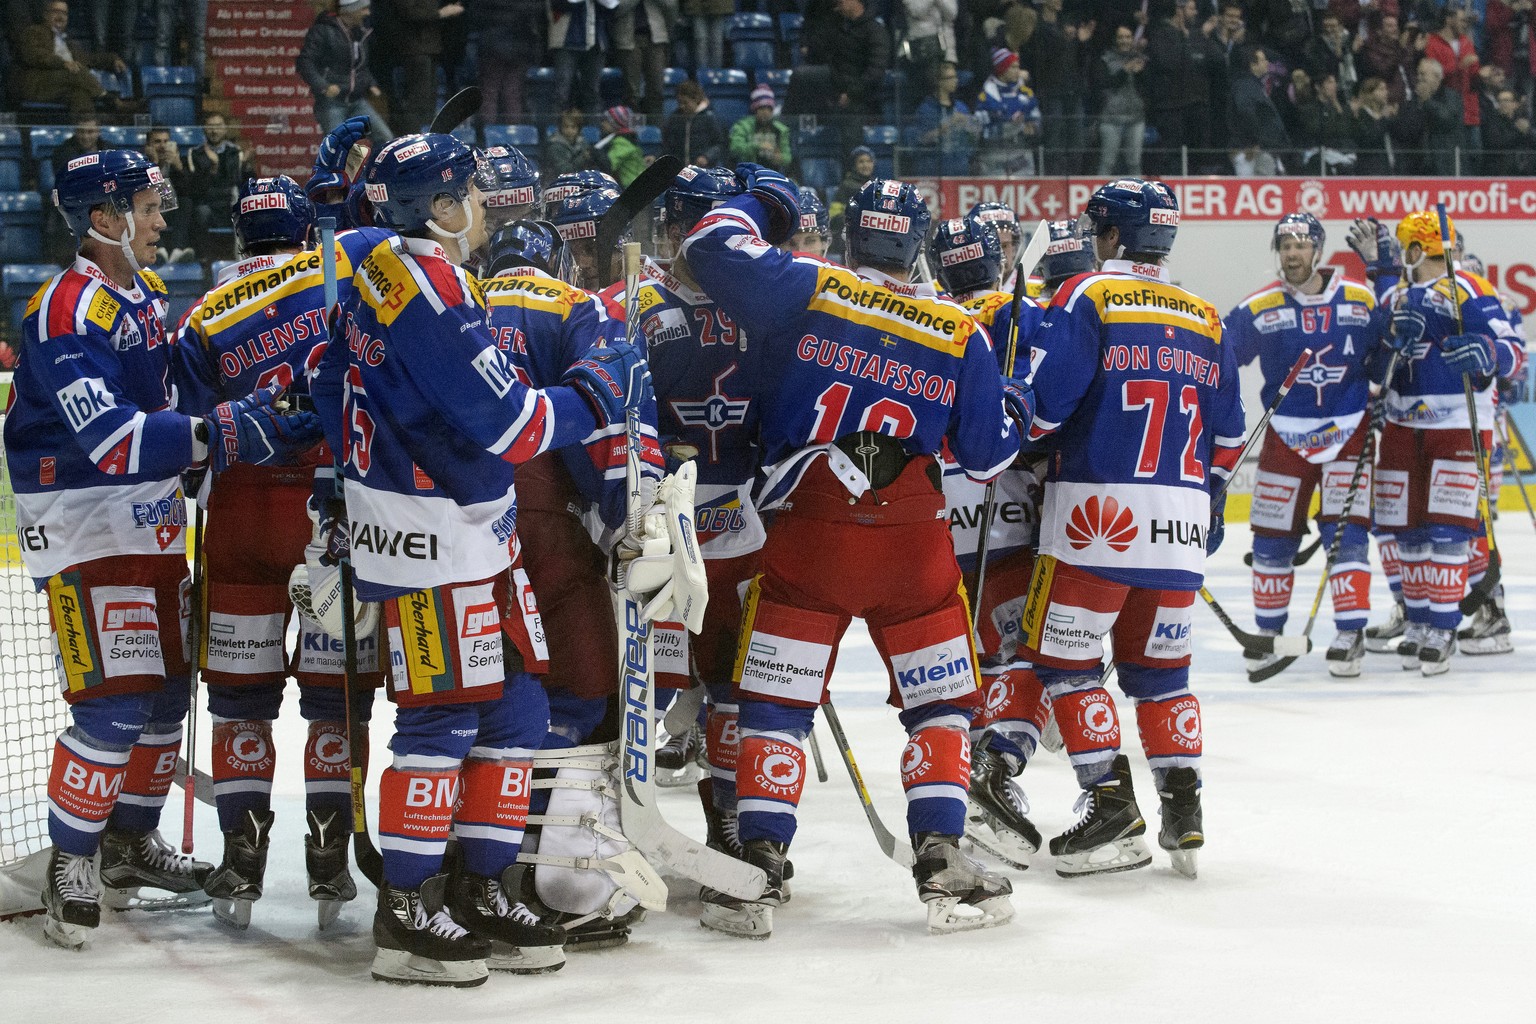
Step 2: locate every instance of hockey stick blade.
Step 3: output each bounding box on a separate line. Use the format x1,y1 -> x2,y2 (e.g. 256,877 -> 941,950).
595,155 -> 684,288
427,86 -> 482,135
1248,656 -> 1298,684
1242,534 -> 1320,568
1459,549 -> 1501,615
662,684 -> 707,739
1015,219 -> 1051,281
173,757 -> 217,806
1198,586 -> 1312,656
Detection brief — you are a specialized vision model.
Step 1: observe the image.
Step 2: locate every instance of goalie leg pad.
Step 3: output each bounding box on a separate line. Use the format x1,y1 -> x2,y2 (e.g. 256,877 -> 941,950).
901,721 -> 971,837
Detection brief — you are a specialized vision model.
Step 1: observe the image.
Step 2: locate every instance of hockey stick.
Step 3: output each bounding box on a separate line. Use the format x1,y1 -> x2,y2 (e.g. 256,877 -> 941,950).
612,241 -> 765,900
320,216 -> 383,888
1436,205 -> 1503,616
808,725 -> 829,784
971,220 -> 1049,631
427,86 -> 482,135
661,682 -> 707,739
822,700 -> 915,870
1498,413 -> 1536,533
1246,533 -> 1322,567
174,757 -> 216,806
180,497 -> 204,853
595,155 -> 683,288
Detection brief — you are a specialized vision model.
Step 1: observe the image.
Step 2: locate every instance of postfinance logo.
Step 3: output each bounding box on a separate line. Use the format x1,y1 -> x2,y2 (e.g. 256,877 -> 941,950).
1065,495 -> 1138,553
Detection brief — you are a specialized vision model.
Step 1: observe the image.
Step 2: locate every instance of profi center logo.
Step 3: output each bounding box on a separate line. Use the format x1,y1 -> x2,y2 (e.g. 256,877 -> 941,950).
759,746 -> 802,790
1065,495 -> 1137,553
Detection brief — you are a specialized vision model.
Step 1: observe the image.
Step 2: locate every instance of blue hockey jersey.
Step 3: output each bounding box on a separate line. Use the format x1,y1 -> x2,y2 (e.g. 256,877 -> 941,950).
1026,260 -> 1246,590
4,257 -> 196,581
1225,270 -> 1381,464
679,196 -> 1021,508
312,235 -> 599,600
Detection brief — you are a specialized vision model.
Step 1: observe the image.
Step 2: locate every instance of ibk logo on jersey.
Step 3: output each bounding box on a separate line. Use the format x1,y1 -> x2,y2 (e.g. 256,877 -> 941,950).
669,364 -> 750,463
1065,495 -> 1137,553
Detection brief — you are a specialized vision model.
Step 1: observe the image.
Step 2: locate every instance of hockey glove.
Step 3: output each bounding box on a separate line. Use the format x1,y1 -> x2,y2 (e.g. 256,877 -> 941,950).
734,162 -> 800,245
1348,217 -> 1398,279
1001,378 -> 1036,434
563,340 -> 653,427
1441,332 -> 1496,378
1388,309 -> 1425,353
1206,506 -> 1225,556
204,385 -> 323,472
618,461 -> 709,632
288,494 -> 379,642
306,115 -> 370,198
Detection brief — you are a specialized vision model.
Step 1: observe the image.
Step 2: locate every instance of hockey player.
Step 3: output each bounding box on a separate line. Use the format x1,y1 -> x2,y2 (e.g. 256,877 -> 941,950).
969,200 -> 1022,292
786,186 -> 830,257
4,150 -> 319,948
1017,178 -> 1246,879
171,175 -> 394,928
1375,211 -> 1525,675
310,133 -> 648,985
682,169 -> 1032,935
551,185 -> 626,292
542,169 -> 619,219
464,143 -> 542,276
1224,213 -> 1384,679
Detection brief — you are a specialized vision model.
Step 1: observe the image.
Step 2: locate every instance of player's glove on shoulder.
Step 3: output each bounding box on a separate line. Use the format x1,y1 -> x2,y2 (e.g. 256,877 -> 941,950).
203,384 -> 322,472
563,340 -> 653,427
734,162 -> 800,245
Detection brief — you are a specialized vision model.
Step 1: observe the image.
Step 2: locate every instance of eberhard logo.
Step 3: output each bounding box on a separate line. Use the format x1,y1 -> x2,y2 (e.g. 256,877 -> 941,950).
397,590 -> 448,694
48,575 -> 101,693
1065,495 -> 1137,553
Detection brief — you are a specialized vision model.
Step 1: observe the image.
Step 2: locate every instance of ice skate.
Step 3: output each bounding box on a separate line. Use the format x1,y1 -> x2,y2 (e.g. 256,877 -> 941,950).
964,738 -> 1041,870
41,848 -> 100,950
1157,767 -> 1203,879
371,874 -> 490,987
1398,622 -> 1428,670
700,792 -> 792,897
655,723 -> 705,788
1366,598 -> 1407,653
1325,629 -> 1364,678
1049,755 -> 1152,878
1459,591 -> 1513,655
1417,627 -> 1457,677
449,864 -> 566,974
550,904 -> 647,951
205,810 -> 274,930
98,827 -> 212,911
699,838 -> 786,940
305,809 -> 357,929
1245,628 -> 1284,682
912,833 -> 1014,934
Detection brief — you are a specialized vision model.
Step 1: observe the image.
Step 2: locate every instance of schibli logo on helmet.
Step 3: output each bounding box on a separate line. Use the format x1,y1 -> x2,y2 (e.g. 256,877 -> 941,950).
1082,177 -> 1179,259
795,186 -> 829,238
481,143 -> 541,219
552,186 -> 619,245
930,214 -> 1001,295
488,219 -> 560,276
665,165 -> 744,236
846,178 -> 930,272
232,175 -> 314,255
543,170 -> 618,218
365,134 -> 478,263
967,201 -> 1021,241
1038,218 -> 1096,285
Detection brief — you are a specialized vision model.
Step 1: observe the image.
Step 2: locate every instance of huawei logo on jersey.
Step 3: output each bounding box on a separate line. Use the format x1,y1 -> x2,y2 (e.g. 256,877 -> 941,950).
1065,495 -> 1137,552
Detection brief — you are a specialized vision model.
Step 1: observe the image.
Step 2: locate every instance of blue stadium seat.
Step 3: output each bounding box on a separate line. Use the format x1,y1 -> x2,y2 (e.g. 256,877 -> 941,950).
89,68 -> 132,99
525,67 -> 557,119
0,193 -> 45,261
862,125 -> 898,178
638,124 -> 661,158
4,262 -> 60,338
794,123 -> 839,159
756,68 -> 792,91
154,261 -> 206,328
699,68 -> 751,126
880,69 -> 909,124
799,157 -> 840,192
0,129 -> 21,191
796,125 -> 843,190
100,125 -> 148,149
141,66 -> 199,126
729,15 -> 776,71
29,128 -> 72,196
484,124 -> 540,151
662,67 -> 687,118
170,126 -> 205,149
778,13 -> 804,63
600,67 -> 627,109
733,42 -> 775,72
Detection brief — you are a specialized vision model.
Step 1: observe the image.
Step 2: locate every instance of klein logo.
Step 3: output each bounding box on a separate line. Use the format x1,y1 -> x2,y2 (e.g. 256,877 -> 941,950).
1065,495 -> 1137,552
238,192 -> 289,214
858,210 -> 910,234
895,651 -> 971,689
461,602 -> 501,638
103,601 -> 157,631
1154,621 -> 1191,641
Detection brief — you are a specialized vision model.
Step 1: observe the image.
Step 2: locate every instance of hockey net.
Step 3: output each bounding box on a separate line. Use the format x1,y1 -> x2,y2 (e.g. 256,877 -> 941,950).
1,373 -> 65,916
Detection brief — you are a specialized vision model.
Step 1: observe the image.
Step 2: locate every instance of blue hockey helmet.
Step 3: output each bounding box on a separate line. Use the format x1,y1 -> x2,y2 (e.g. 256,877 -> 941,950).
361,133 -> 480,234
794,186 -> 829,240
1273,211 -> 1325,253
664,165 -> 743,235
1461,251 -> 1486,277
550,186 -> 621,244
54,148 -> 178,240
1078,178 -> 1180,258
966,201 -> 1021,247
488,219 -> 562,277
481,144 -> 542,224
232,175 -> 315,255
929,215 -> 1002,295
543,169 -> 618,219
1038,218 -> 1097,286
844,178 -> 932,273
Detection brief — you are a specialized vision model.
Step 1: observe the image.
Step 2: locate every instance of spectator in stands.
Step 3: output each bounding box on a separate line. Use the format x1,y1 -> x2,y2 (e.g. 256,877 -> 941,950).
1392,56 -> 1464,174
143,126 -> 196,264
612,0 -> 676,119
1144,0 -> 1206,174
804,0 -> 892,125
1483,86 -> 1535,174
730,84 -> 793,172
1024,0 -> 1093,174
827,144 -> 876,249
597,106 -> 646,187
83,0 -> 138,58
1302,11 -> 1358,96
50,114 -> 103,176
393,0 -> 465,132
1229,45 -> 1290,174
974,45 -> 1040,175
684,0 -> 732,71
153,0 -> 207,74
544,109 -> 599,175
296,0 -> 393,145
13,0 -> 127,121
909,61 -> 980,175
1274,66 -> 1313,144
1350,75 -> 1399,173
1298,71 -> 1358,172
1424,3 -> 1481,169
1329,0 -> 1400,36
1202,1 -> 1247,153
1483,1 -> 1532,87
1249,0 -> 1313,65
902,0 -> 958,115
1355,10 -> 1412,104
1094,23 -> 1148,175
550,0 -> 605,114
476,0 -> 546,123
185,113 -> 253,262
662,79 -> 728,167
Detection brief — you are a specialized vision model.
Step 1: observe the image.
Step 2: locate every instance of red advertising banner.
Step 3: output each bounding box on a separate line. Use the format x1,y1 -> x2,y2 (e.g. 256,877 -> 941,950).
207,0 -> 321,180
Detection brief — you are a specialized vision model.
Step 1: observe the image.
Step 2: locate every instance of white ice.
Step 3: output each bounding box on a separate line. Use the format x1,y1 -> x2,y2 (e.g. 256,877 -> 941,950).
4,522 -> 1533,1024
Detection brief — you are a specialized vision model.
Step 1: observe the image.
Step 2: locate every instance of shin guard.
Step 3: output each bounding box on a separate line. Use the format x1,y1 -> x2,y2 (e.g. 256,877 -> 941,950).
110,723 -> 183,833
900,725 -> 971,837
1134,694 -> 1202,788
48,732 -> 132,855
454,754 -> 535,878
378,766 -> 460,889
736,731 -> 806,846
304,720 -> 358,819
210,718 -> 276,832
1043,675 -> 1121,788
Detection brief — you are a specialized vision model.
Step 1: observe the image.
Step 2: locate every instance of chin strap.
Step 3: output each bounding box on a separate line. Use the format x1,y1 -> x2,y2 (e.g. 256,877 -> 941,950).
88,215 -> 142,274
426,197 -> 475,264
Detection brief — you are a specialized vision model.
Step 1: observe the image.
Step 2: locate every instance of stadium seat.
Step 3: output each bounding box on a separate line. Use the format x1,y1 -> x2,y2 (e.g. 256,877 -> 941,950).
141,66 -> 199,126
778,13 -> 804,63
29,127 -> 71,196
796,124 -> 842,190
638,124 -> 661,158
799,157 -> 840,192
600,67 -> 627,109
154,261 -> 205,328
662,66 -> 687,118
0,129 -> 21,191
525,67 -> 557,119
3,262 -> 59,338
699,68 -> 750,126
756,68 -> 792,91
862,125 -> 898,178
484,124 -> 540,151
169,126 -> 205,150
728,14 -> 776,71
0,193 -> 44,262
17,100 -> 68,127
880,69 -> 909,124
100,125 -> 148,149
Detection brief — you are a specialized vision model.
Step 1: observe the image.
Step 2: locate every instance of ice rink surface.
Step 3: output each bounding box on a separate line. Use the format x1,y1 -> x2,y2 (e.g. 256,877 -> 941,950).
3,523 -> 1533,1024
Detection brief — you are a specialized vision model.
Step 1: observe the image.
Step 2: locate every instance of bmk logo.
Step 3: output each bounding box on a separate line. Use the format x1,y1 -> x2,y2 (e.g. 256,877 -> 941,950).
1065,495 -> 1137,553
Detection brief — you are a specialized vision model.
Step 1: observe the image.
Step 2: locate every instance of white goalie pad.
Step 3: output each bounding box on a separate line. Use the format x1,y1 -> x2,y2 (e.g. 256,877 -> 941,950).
619,462 -> 708,633
523,743 -> 668,922
287,538 -> 379,642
